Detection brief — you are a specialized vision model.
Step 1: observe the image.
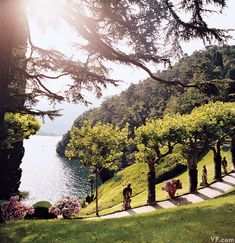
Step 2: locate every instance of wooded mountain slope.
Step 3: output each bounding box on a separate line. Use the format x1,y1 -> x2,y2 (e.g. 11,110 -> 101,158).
57,45 -> 235,156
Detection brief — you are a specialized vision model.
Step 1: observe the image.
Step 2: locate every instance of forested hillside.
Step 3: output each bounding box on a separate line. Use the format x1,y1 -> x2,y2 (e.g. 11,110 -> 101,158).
57,45 -> 235,156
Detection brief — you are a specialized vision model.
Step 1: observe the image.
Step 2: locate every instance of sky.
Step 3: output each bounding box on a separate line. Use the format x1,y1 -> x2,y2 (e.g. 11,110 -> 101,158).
28,0 -> 235,135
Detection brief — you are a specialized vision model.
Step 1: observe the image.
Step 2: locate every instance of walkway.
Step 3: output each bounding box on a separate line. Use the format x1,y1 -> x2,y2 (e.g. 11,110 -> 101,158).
86,172 -> 235,220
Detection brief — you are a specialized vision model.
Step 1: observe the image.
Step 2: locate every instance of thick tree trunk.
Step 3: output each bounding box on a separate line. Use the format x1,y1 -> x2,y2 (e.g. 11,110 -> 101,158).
230,134 -> 235,171
147,162 -> 156,205
0,0 -> 15,149
0,141 -> 25,199
0,1 -> 27,202
211,141 -> 222,181
188,168 -> 198,192
187,151 -> 198,193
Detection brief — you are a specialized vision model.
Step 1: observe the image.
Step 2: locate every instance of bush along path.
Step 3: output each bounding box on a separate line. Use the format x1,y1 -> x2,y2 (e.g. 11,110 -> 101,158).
85,172 -> 235,220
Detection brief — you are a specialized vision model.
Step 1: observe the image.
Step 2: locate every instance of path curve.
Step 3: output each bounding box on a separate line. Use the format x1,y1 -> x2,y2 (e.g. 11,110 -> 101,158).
85,172 -> 235,220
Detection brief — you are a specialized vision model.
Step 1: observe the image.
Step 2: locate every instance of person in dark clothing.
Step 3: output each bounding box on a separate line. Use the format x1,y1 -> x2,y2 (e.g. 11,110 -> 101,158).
122,183 -> 132,210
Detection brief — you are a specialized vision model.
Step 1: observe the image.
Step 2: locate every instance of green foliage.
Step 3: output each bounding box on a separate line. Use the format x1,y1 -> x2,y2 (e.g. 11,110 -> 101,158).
134,101 -> 235,169
57,45 -> 235,157
156,145 -> 187,182
1,190 -> 234,243
28,201 -> 56,220
180,101 -> 235,147
32,201 -> 52,209
66,121 -> 130,171
3,113 -> 40,148
134,114 -> 185,164
81,147 -> 231,216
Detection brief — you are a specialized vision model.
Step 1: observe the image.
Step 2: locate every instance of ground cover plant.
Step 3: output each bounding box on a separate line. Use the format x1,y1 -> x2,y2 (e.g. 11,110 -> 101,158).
0,189 -> 234,243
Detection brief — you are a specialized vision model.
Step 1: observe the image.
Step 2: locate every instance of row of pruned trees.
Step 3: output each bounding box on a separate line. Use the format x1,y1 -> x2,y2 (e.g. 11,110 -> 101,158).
135,102 -> 235,205
66,101 -> 235,215
0,0 -> 231,207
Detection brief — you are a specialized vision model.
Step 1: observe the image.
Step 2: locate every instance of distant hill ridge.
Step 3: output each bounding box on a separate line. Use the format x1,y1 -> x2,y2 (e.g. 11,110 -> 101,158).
56,45 -> 235,156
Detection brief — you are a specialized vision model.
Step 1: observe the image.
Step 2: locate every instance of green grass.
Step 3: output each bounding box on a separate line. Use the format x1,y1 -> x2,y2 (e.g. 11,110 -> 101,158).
81,147 -> 232,216
1,189 -> 235,243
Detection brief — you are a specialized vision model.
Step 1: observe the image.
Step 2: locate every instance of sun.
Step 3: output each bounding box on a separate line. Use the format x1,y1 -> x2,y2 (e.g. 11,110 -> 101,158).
25,0 -> 78,57
26,0 -> 63,22
26,0 -> 59,13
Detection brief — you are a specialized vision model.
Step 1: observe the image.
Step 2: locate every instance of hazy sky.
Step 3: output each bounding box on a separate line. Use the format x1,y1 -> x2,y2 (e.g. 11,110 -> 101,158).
28,0 -> 235,135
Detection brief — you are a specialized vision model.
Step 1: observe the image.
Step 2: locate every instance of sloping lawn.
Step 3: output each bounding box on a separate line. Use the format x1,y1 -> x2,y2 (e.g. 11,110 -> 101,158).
0,189 -> 235,243
81,147 -> 231,216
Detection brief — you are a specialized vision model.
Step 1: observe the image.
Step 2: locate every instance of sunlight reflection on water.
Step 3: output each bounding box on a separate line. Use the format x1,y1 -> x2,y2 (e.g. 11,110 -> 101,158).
20,135 -> 90,204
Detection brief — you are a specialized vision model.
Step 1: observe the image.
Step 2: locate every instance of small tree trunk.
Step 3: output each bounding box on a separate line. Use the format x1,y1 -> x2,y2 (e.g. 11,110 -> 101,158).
147,162 -> 156,205
95,169 -> 99,217
211,141 -> 222,181
230,134 -> 235,171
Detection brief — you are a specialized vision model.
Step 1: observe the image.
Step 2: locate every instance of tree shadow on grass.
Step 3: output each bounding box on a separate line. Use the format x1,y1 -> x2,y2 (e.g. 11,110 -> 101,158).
111,175 -> 123,183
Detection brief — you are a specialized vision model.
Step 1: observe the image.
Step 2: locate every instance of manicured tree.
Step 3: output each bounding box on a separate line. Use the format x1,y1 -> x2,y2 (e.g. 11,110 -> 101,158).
181,105 -> 219,190
0,0 -> 231,150
181,102 -> 235,190
0,0 -> 231,202
65,121 -> 129,216
134,115 -> 184,205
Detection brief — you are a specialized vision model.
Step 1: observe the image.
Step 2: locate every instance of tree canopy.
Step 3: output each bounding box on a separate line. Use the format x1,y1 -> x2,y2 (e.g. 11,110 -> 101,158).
65,121 -> 129,215
0,0 -> 231,117
133,101 -> 235,202
3,113 -> 40,148
57,45 -> 235,156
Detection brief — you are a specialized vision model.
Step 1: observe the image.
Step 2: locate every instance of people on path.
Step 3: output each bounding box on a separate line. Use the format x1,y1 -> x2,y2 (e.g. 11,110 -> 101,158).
222,157 -> 228,175
122,183 -> 132,210
200,165 -> 208,186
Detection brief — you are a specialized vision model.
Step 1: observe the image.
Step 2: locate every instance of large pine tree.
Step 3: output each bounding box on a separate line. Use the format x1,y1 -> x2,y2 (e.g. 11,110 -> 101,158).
0,0 -> 231,199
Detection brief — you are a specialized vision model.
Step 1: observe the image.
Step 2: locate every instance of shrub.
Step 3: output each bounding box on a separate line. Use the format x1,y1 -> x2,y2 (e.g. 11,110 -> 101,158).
80,200 -> 87,208
162,179 -> 182,199
25,201 -> 56,220
49,196 -> 81,219
33,201 -> 52,208
0,196 -> 34,221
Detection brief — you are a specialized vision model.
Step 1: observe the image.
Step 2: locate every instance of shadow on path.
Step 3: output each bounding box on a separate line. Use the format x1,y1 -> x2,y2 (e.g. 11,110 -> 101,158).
169,197 -> 192,206
221,180 -> 235,187
126,209 -> 137,215
209,186 -> 226,193
193,191 -> 210,200
151,204 -> 164,210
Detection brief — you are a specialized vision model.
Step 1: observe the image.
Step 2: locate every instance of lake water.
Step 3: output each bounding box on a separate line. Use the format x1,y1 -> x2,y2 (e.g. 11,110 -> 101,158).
19,135 -> 90,204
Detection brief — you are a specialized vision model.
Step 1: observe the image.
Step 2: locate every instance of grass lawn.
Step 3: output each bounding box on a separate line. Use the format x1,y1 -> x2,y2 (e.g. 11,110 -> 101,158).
81,147 -> 232,216
1,189 -> 235,243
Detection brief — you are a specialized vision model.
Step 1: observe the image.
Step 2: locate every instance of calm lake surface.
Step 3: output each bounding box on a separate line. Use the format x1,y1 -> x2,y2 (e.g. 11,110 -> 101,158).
20,135 -> 90,204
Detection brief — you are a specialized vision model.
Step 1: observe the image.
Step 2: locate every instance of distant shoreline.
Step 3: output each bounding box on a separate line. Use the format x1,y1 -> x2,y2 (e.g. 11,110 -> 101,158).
37,132 -> 63,137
